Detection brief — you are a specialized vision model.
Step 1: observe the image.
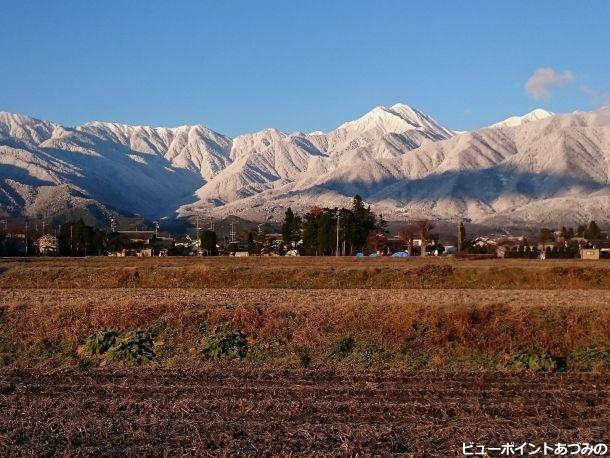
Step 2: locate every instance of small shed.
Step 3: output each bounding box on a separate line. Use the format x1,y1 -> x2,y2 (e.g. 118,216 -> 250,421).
580,248 -> 600,260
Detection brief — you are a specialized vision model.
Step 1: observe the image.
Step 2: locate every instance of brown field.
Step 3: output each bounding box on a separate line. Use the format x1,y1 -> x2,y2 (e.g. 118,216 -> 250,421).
1,369 -> 608,456
0,257 -> 608,455
0,256 -> 609,289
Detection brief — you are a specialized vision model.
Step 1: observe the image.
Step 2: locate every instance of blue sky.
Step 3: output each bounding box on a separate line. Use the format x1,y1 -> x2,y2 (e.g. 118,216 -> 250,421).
1,1 -> 609,136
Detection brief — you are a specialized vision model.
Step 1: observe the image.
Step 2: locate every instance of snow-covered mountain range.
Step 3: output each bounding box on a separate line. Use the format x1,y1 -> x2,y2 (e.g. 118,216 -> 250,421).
1,104 -> 609,226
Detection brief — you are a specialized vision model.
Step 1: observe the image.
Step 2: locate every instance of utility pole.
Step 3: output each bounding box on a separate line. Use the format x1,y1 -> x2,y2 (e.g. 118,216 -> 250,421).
154,221 -> 159,237
336,214 -> 340,256
70,224 -> 74,257
230,222 -> 236,243
25,220 -> 28,255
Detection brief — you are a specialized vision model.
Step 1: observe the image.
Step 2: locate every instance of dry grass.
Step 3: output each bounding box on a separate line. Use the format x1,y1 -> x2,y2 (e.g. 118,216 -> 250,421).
0,258 -> 608,455
0,256 -> 609,289
1,287 -> 608,370
1,369 -> 608,456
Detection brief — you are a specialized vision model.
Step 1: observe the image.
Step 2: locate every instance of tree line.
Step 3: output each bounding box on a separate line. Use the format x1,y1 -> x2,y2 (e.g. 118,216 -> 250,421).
281,195 -> 384,255
279,195 -> 443,256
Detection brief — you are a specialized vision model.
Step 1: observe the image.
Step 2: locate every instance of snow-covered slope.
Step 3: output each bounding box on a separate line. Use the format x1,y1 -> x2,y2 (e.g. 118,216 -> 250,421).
185,106 -> 610,225
1,104 -> 609,225
192,104 -> 454,207
490,109 -> 554,128
0,112 -> 230,219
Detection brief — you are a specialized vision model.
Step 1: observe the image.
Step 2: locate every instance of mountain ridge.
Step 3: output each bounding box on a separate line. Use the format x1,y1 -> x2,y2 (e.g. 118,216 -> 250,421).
1,105 -> 609,226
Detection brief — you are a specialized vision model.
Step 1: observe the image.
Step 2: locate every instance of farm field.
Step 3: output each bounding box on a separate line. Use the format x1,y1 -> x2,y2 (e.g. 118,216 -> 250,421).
1,369 -> 608,456
0,257 -> 608,455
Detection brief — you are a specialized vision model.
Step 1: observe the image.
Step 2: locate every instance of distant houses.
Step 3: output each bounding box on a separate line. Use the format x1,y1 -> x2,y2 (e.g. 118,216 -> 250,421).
108,230 -> 175,257
37,234 -> 58,255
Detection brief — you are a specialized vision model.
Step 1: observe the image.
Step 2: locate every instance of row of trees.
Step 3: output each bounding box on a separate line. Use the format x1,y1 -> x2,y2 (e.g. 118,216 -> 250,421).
57,219 -> 170,256
58,219 -> 108,256
539,221 -> 603,244
281,196 -> 385,255
280,195 -> 443,256
502,243 -> 582,259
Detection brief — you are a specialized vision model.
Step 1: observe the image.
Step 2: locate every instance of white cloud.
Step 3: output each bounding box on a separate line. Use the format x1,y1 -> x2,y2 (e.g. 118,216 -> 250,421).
525,67 -> 574,100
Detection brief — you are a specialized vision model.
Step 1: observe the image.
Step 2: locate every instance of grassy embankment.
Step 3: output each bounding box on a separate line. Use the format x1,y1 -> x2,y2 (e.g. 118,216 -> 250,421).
0,257 -> 608,371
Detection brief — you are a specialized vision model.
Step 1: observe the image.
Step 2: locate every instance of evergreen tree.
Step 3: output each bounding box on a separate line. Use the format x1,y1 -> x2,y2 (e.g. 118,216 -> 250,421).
58,219 -> 107,256
538,228 -> 555,245
302,208 -> 321,255
200,230 -> 218,255
375,213 -> 389,235
316,209 -> 336,255
349,196 -> 375,252
585,221 -> 601,240
281,207 -> 302,247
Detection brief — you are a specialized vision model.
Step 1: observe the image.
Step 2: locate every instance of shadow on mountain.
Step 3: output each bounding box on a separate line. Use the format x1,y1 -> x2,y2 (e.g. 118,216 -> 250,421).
0,164 -> 55,210
0,163 -> 54,188
297,165 -> 607,205
40,134 -> 205,218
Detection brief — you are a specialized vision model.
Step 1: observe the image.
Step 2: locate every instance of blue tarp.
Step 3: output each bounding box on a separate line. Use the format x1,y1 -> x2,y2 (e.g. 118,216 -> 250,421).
391,252 -> 410,258
355,253 -> 365,257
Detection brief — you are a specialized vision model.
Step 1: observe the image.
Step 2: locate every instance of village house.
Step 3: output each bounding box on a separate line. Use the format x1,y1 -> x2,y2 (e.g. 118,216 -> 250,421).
174,235 -> 200,255
109,230 -> 174,256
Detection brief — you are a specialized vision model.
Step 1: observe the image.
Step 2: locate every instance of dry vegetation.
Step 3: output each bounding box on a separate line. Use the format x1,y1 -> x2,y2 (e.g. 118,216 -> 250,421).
0,256 -> 609,289
1,288 -> 609,371
0,257 -> 608,455
2,369 -> 608,456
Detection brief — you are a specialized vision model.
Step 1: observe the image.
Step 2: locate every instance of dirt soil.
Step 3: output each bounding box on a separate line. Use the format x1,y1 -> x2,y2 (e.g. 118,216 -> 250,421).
1,369 -> 608,457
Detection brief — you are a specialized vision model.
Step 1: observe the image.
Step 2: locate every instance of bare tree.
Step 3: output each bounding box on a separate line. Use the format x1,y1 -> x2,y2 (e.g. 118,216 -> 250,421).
398,223 -> 418,255
415,220 -> 435,256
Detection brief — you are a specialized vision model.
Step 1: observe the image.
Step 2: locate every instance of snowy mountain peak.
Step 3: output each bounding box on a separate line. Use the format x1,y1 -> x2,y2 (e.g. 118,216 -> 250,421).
1,105 -> 609,226
0,111 -> 59,146
490,109 -> 554,128
335,103 -> 453,139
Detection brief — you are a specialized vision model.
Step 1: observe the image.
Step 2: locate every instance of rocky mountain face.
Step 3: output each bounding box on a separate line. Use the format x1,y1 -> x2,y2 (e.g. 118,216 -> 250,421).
0,105 -> 608,226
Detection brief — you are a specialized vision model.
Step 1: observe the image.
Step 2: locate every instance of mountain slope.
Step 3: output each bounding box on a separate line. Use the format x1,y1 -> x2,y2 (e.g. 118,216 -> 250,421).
187,107 -> 610,225
490,109 -> 554,128
0,105 -> 608,226
189,104 -> 454,209
0,112 -> 231,220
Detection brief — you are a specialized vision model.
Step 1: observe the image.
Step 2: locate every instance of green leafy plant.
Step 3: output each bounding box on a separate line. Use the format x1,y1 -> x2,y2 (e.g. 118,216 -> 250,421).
82,329 -> 156,365
103,331 -> 156,366
83,330 -> 119,356
198,324 -> 248,359
508,352 -> 565,372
